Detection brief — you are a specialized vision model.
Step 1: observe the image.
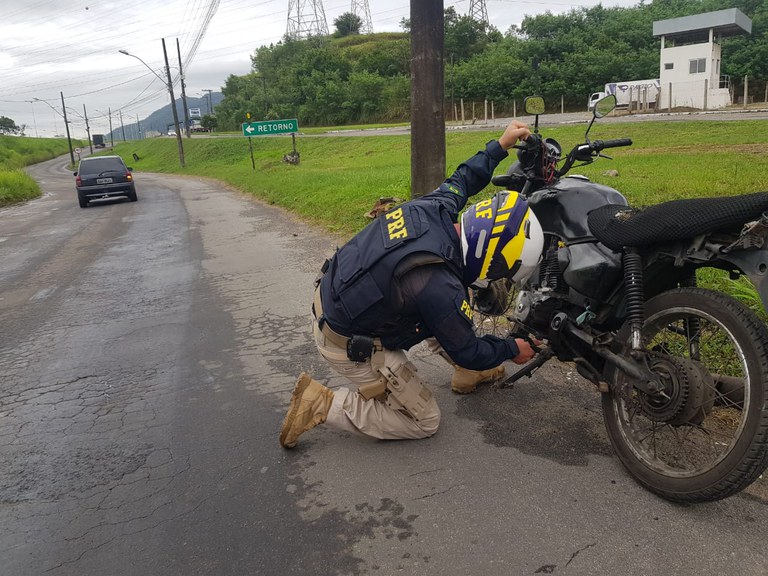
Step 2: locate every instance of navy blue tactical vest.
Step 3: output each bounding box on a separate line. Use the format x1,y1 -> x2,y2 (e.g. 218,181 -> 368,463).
319,198 -> 464,348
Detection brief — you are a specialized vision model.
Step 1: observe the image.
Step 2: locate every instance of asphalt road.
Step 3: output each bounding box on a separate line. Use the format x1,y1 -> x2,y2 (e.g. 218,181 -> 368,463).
1,155 -> 767,575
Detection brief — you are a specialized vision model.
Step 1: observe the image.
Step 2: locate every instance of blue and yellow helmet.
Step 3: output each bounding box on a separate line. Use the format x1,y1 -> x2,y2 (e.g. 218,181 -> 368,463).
460,191 -> 543,286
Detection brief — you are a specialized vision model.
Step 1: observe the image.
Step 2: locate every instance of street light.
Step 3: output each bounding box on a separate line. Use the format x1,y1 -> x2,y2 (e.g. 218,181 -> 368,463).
25,100 -> 39,137
118,49 -> 166,83
33,96 -> 74,164
119,43 -> 185,167
32,97 -> 61,136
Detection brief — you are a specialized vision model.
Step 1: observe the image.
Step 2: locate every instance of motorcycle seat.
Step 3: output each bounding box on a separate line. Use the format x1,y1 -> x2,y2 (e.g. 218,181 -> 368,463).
587,191 -> 768,252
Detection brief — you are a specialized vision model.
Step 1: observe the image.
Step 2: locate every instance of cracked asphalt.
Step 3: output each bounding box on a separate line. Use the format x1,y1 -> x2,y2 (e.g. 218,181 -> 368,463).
1,153 -> 766,575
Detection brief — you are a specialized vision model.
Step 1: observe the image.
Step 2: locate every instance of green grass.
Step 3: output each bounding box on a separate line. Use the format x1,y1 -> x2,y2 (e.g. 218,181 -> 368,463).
0,170 -> 41,207
110,119 -> 768,238
107,119 -> 768,314
0,135 -> 84,206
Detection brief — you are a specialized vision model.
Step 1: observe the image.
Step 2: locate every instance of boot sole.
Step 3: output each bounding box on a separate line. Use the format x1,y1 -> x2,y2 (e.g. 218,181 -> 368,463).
279,373 -> 312,449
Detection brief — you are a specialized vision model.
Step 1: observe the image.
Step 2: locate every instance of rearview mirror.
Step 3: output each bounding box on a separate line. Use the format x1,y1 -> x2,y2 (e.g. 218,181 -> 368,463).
593,94 -> 616,118
524,96 -> 545,116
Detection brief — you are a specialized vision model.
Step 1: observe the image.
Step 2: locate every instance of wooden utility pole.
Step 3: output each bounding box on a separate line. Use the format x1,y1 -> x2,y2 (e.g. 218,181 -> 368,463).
410,0 -> 445,198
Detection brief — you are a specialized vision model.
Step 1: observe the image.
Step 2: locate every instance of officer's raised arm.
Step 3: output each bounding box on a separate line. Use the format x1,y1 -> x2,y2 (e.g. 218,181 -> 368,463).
427,119 -> 531,216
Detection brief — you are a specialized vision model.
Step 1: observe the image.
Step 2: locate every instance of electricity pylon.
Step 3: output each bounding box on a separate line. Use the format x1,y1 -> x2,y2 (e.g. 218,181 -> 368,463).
468,0 -> 489,27
286,0 -> 329,39
351,0 -> 373,34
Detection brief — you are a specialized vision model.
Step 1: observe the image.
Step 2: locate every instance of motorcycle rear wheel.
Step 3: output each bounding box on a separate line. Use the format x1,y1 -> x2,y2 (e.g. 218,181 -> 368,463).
602,287 -> 768,503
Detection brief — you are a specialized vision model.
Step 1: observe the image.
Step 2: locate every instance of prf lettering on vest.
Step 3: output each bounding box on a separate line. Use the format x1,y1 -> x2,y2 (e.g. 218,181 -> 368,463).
385,208 -> 408,240
460,299 -> 473,320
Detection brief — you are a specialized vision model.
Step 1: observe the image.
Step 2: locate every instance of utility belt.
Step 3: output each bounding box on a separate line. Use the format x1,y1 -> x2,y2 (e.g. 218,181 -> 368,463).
313,283 -> 382,363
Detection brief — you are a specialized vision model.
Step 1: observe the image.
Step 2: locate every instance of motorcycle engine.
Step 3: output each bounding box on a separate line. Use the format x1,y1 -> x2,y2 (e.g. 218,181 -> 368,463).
513,290 -> 562,333
513,239 -> 569,333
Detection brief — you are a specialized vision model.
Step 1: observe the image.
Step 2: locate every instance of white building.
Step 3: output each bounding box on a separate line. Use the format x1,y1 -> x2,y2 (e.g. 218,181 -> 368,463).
653,9 -> 751,110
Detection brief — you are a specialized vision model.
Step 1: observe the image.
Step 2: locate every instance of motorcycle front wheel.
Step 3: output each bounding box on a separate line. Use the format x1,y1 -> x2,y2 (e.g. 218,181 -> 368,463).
470,278 -> 518,338
602,287 -> 768,503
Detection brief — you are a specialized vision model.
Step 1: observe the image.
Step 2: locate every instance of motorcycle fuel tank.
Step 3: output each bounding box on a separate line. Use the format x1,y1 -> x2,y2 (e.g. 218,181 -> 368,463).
528,176 -> 628,242
528,176 -> 628,300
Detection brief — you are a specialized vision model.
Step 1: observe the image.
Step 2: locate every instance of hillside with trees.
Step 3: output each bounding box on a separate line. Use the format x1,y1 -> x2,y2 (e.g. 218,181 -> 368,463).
214,0 -> 767,129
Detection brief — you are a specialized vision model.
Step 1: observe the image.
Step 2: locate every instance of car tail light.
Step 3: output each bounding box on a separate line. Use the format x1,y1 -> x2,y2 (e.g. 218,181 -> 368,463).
126,173 -> 132,181
76,175 -> 82,186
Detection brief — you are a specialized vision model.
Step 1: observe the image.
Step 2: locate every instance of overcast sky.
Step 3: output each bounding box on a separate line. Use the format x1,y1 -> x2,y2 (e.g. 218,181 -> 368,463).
1,0 -> 638,138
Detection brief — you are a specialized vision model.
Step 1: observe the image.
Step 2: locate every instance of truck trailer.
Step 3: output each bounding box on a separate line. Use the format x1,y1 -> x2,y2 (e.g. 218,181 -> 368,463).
92,134 -> 106,148
588,79 -> 660,111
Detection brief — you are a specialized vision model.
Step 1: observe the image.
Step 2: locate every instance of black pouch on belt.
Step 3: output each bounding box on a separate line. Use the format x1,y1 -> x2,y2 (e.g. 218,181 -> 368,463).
347,335 -> 375,362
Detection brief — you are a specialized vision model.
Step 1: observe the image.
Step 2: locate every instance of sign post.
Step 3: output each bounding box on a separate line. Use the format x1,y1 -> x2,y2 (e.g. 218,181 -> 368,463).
241,118 -> 300,169
245,113 -> 255,171
241,118 -> 299,136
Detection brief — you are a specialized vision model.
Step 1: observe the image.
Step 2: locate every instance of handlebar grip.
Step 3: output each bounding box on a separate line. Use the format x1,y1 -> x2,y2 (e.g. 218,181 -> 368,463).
593,138 -> 633,150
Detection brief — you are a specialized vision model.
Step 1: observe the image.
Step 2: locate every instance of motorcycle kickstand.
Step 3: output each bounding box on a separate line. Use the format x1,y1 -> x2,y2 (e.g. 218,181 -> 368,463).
496,347 -> 555,389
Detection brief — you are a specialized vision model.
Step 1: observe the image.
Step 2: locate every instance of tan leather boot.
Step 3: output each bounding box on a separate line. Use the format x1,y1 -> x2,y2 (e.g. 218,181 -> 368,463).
451,365 -> 505,394
280,373 -> 334,449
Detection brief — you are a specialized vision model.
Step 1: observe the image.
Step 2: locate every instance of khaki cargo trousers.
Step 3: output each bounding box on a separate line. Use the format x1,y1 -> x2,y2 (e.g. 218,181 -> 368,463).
313,320 -> 441,440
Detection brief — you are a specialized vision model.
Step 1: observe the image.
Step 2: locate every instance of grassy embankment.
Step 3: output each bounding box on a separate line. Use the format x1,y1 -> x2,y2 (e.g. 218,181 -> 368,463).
111,119 -> 768,238
0,136 -> 82,207
110,118 -> 768,314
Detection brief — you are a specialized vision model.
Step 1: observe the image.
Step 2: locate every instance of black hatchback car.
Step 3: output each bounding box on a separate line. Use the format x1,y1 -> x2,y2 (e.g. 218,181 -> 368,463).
74,155 -> 137,208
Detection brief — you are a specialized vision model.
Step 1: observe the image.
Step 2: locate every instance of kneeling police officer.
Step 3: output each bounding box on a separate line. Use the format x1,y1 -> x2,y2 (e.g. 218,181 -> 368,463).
280,120 -> 543,448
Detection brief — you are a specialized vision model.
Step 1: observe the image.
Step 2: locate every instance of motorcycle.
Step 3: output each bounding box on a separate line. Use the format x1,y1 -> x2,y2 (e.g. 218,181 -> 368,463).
476,94 -> 768,503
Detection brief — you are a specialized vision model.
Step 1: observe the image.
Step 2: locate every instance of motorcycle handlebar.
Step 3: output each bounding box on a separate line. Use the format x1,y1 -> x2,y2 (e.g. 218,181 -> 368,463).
590,138 -> 633,151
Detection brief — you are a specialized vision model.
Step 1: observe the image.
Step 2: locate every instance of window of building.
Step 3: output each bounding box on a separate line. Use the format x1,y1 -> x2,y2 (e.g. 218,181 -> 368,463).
664,63 -> 674,70
689,58 -> 706,74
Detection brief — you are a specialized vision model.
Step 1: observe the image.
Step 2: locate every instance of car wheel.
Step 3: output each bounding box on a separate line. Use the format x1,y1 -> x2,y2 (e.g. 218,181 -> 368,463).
78,196 -> 89,208
127,188 -> 138,202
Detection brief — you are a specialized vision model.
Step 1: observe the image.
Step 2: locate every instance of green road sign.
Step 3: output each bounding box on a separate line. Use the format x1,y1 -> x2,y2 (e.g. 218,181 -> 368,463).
242,118 -> 299,136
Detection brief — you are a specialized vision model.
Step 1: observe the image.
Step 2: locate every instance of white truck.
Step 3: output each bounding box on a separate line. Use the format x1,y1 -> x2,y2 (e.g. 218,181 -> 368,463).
588,79 -> 661,111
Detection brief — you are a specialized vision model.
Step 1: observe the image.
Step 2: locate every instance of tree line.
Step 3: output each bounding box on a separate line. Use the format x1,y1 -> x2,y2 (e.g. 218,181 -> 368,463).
214,0 -> 767,130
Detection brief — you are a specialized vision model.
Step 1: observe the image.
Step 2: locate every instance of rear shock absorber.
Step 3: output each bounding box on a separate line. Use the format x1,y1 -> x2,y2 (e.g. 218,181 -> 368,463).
681,270 -> 701,360
623,250 -> 645,352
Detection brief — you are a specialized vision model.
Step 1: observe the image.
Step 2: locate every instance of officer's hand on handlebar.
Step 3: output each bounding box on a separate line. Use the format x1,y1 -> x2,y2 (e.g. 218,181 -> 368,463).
498,120 -> 531,151
512,338 -> 536,364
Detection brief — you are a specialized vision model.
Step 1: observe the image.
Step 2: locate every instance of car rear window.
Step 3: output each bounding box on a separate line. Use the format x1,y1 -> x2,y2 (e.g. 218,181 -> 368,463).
79,158 -> 125,174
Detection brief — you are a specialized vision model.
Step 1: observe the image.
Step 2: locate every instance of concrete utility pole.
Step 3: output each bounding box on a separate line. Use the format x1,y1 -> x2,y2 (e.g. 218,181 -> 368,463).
162,38 -> 185,167
60,92 -> 75,166
410,0 -> 445,198
119,109 -> 126,141
83,104 -> 93,153
176,38 -> 191,138
202,89 -> 213,115
108,107 -> 114,147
